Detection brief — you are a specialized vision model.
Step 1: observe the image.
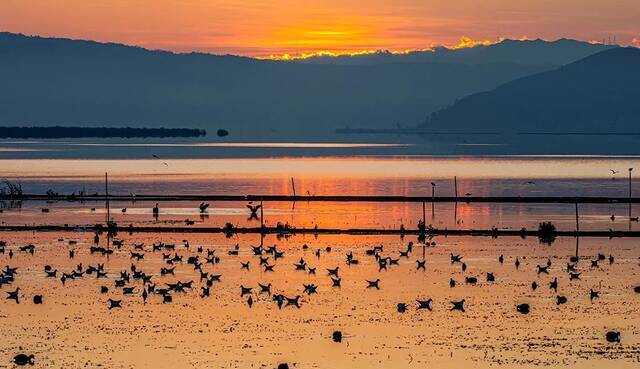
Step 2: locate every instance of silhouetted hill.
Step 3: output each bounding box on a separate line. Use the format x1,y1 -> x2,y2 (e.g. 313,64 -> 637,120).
0,33 -> 611,140
296,38 -> 615,66
418,47 -> 640,134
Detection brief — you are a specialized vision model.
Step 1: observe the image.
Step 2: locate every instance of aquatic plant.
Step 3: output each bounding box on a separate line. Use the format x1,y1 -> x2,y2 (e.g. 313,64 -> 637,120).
0,179 -> 23,199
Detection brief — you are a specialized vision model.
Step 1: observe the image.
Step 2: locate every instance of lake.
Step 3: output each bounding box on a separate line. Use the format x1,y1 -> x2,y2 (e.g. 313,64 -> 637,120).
0,145 -> 639,368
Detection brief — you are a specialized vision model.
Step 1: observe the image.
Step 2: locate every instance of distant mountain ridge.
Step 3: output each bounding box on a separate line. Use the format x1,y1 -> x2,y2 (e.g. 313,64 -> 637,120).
293,38 -> 616,66
419,47 -> 640,134
0,32 -> 618,140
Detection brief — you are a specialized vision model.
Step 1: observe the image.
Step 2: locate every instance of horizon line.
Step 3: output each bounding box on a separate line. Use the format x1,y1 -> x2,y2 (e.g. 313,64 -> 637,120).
0,30 -> 625,60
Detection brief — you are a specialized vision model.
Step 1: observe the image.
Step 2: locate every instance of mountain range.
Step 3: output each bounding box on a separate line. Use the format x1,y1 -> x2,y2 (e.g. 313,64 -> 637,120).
295,38 -> 615,66
420,47 -> 640,134
0,32 -> 617,140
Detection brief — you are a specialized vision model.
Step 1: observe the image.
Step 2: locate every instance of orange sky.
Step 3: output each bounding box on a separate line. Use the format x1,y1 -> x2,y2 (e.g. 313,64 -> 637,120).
1,0 -> 639,57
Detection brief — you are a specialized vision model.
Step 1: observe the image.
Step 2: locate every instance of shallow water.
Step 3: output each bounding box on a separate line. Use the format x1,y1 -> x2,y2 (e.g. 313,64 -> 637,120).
1,155 -> 640,368
2,156 -> 640,232
0,232 -> 639,368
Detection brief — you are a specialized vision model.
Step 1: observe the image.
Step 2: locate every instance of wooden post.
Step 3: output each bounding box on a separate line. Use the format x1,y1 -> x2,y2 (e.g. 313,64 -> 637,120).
454,201 -> 458,224
422,201 -> 426,226
574,199 -> 580,258
575,199 -> 579,234
105,172 -> 110,224
454,176 -> 458,199
629,168 -> 633,221
291,177 -> 296,197
431,183 -> 435,217
260,200 -> 264,229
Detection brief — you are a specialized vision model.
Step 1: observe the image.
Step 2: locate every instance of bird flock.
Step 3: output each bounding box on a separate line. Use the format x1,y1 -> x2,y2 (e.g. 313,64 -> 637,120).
1,228 -> 638,366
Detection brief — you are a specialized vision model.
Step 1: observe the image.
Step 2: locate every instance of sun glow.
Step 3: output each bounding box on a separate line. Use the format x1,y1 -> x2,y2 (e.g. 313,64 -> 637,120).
261,36 -> 502,60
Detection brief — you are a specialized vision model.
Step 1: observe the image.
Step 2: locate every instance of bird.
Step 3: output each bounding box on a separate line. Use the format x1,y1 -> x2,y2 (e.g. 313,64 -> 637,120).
327,267 -> 339,277
450,253 -> 463,263
201,286 -> 210,298
247,295 -> 254,308
108,299 -> 122,309
416,259 -> 426,270
550,277 -> 558,292
498,254 -> 504,264
449,278 -> 456,288
537,265 -> 549,274
397,303 -> 408,313
240,285 -> 252,296
450,299 -> 465,312
486,272 -> 495,282
416,299 -> 433,311
366,279 -> 380,289
247,203 -> 262,219
590,289 -> 600,301
465,276 -> 478,285
556,295 -> 568,305
13,354 -> 35,366
6,288 -> 20,303
258,283 -> 272,294
240,261 -> 250,270
33,295 -> 43,304
303,284 -> 318,295
606,331 -> 621,343
332,331 -> 343,343
273,294 -> 286,309
331,277 -> 341,287
199,202 -> 210,213
285,295 -> 301,308
294,259 -> 307,270
531,281 -> 538,291
516,303 -> 530,314
515,257 -> 521,269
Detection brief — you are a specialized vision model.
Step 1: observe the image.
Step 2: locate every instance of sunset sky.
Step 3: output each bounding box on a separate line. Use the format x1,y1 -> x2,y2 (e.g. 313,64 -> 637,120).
1,0 -> 639,57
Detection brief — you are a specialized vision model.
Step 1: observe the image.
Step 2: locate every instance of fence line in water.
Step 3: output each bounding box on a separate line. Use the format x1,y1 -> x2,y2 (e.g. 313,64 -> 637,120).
3,194 -> 640,204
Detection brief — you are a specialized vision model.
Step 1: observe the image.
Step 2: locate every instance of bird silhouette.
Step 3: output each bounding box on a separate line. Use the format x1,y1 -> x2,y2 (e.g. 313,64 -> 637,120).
366,279 -> 380,289
416,299 -> 433,311
450,299 -> 465,312
516,303 -> 530,314
108,298 -> 122,309
13,354 -> 35,366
